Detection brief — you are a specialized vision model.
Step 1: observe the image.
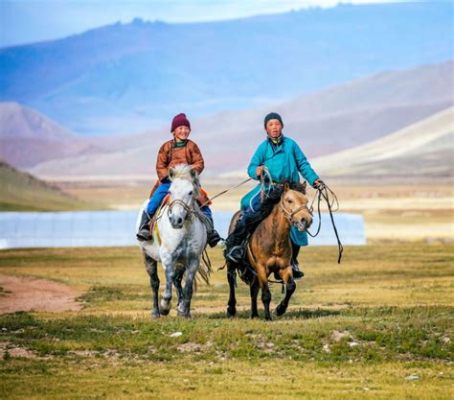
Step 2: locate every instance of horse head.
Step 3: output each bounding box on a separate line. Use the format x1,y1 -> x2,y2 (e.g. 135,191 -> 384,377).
167,164 -> 200,229
280,182 -> 313,232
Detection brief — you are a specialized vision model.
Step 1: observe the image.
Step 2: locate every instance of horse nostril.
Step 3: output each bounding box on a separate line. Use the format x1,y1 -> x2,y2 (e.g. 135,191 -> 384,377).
177,217 -> 183,225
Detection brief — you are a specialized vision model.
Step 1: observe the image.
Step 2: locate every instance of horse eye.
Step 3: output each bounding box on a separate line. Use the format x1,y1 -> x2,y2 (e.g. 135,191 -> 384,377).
287,199 -> 293,203
189,191 -> 193,196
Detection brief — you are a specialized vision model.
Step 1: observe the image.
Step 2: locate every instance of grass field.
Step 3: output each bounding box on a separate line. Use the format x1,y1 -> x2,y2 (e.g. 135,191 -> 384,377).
0,244 -> 453,399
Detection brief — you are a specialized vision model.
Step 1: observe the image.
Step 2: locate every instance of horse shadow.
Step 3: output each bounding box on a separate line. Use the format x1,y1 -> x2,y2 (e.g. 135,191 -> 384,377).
205,307 -> 342,320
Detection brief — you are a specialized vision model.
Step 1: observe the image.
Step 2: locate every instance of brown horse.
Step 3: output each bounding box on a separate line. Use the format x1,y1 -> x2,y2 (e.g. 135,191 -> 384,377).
226,183 -> 313,320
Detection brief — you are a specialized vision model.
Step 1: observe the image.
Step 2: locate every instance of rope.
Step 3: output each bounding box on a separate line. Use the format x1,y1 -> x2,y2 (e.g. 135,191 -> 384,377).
199,177 -> 253,208
307,183 -> 344,264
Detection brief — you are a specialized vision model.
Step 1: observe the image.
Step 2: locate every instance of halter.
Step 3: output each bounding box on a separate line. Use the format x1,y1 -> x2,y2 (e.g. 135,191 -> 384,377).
279,200 -> 312,225
166,198 -> 196,222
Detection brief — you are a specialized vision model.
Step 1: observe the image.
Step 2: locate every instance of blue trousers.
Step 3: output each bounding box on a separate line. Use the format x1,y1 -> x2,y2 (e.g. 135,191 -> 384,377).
146,182 -> 212,219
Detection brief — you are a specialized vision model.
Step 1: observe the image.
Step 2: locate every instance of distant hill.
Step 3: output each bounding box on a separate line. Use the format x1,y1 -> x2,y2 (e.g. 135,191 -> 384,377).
28,61 -> 454,180
0,102 -> 102,168
0,161 -> 95,211
0,2 -> 452,135
312,107 -> 454,181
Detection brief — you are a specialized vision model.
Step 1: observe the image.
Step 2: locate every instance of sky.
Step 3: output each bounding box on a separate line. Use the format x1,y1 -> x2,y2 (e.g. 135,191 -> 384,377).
0,0 -> 406,47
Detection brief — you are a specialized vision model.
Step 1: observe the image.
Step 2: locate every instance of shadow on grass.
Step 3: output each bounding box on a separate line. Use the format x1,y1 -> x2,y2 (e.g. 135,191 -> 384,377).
205,307 -> 341,320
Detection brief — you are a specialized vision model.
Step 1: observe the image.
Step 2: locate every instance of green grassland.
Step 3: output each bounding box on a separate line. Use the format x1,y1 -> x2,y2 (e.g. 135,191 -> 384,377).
0,244 -> 453,399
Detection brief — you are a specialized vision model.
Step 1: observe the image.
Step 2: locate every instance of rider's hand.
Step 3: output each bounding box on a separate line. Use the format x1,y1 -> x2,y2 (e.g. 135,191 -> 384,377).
313,179 -> 324,189
256,166 -> 264,178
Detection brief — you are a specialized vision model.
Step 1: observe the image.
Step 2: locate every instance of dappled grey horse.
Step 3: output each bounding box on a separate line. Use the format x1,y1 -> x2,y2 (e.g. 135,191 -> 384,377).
137,165 -> 209,318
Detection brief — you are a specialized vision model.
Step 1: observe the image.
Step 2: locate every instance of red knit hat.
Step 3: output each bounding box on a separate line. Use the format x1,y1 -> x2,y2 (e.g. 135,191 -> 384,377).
171,113 -> 191,132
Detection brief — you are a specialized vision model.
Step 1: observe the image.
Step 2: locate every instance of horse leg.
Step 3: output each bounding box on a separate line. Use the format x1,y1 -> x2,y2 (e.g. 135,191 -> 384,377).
257,266 -> 272,321
276,267 -> 296,317
177,258 -> 199,318
226,262 -> 237,317
144,253 -> 160,318
160,257 -> 175,316
173,268 -> 184,308
250,278 -> 259,319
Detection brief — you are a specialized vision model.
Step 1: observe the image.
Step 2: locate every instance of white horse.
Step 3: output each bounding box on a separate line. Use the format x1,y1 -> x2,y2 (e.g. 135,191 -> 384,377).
137,164 -> 209,318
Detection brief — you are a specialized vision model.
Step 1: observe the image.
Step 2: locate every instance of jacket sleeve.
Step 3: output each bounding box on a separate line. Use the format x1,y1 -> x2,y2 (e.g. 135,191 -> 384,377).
189,142 -> 204,175
293,141 -> 319,186
156,142 -> 170,181
247,142 -> 266,180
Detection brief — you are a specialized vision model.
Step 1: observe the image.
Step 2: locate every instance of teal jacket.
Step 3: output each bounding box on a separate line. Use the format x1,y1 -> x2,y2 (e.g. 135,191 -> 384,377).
241,135 -> 319,210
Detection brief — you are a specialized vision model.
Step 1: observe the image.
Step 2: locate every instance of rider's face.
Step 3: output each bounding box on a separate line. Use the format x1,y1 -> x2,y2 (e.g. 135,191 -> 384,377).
265,119 -> 283,138
173,125 -> 191,141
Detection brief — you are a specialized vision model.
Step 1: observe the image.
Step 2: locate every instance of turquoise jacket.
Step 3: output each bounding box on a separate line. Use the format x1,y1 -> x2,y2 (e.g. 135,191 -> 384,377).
241,136 -> 319,210
240,135 -> 319,247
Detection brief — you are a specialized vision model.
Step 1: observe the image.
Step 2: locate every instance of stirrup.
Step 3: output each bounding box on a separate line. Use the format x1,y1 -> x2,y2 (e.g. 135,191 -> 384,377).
225,245 -> 244,263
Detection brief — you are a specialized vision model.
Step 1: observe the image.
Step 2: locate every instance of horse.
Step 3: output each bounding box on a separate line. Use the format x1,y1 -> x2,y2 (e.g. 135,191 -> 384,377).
226,183 -> 313,320
137,164 -> 209,318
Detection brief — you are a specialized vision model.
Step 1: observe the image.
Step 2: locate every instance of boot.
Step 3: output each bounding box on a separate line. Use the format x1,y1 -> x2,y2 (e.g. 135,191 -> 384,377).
224,219 -> 249,263
136,210 -> 152,241
291,242 -> 304,279
207,228 -> 222,247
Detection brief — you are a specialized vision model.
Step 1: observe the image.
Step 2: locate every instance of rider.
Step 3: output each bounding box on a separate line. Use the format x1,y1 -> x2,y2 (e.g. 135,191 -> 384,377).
224,112 -> 323,279
137,113 -> 222,247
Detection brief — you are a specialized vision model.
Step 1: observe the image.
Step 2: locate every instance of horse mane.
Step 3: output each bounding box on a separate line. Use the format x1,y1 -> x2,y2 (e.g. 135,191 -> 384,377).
170,164 -> 194,179
169,164 -> 201,194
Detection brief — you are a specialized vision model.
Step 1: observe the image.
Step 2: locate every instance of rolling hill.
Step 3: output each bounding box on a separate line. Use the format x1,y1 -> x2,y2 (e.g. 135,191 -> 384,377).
1,2 -> 452,135
312,107 -> 454,181
0,161 -> 96,211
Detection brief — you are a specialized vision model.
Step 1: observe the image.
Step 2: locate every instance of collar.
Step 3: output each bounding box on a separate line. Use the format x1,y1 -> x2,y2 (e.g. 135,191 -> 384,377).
173,139 -> 188,148
267,135 -> 284,146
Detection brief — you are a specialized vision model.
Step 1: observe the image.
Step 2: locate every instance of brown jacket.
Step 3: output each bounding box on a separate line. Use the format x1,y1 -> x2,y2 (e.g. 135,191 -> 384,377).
156,139 -> 204,181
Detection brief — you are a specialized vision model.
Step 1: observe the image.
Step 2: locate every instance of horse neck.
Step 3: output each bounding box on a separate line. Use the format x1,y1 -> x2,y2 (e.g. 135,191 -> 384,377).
262,199 -> 292,243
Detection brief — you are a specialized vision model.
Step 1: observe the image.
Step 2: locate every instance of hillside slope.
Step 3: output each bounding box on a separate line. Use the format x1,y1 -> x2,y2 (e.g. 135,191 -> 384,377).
0,102 -> 102,168
312,107 -> 454,180
0,161 -> 96,211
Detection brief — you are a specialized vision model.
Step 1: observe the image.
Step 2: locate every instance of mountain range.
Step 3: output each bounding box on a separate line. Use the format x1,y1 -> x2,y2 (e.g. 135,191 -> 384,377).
20,60 -> 454,180
1,2 -> 452,135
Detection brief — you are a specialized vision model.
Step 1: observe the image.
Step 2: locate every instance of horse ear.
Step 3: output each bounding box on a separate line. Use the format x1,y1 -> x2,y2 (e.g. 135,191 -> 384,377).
190,168 -> 198,179
169,167 -> 175,181
302,181 -> 307,193
283,182 -> 290,191
190,168 -> 201,187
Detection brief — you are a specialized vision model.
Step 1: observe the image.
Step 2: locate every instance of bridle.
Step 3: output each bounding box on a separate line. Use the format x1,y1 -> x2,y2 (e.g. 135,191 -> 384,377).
166,198 -> 196,222
279,197 -> 312,225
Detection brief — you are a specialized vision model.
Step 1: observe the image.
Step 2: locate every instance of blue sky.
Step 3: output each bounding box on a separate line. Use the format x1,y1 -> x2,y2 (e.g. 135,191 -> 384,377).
0,0 -> 404,47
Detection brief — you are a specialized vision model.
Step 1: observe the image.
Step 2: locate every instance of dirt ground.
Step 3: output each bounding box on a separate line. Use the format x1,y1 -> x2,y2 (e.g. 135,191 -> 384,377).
0,274 -> 82,314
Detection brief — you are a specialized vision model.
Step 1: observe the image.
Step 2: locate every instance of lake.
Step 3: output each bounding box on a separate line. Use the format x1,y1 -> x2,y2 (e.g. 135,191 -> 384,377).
0,211 -> 365,249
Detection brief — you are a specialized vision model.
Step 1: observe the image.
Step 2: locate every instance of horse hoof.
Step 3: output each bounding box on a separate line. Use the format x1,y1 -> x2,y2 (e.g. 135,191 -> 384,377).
226,306 -> 236,318
250,313 -> 258,319
265,314 -> 273,321
160,308 -> 170,316
275,304 -> 287,316
177,309 -> 191,318
151,310 -> 160,319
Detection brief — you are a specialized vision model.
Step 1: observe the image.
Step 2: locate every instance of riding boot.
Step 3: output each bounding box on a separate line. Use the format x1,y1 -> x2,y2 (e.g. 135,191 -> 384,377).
207,228 -> 222,247
136,210 -> 152,241
291,242 -> 304,279
224,186 -> 284,264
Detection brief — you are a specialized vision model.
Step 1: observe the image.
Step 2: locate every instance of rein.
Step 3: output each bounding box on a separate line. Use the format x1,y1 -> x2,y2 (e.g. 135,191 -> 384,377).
199,177 -> 253,208
306,183 -> 344,264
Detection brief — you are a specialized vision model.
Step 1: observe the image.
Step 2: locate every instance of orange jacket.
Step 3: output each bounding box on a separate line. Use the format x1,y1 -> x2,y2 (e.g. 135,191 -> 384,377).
156,139 -> 204,181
